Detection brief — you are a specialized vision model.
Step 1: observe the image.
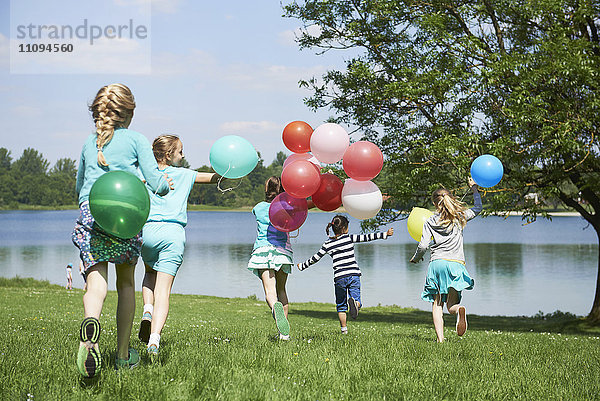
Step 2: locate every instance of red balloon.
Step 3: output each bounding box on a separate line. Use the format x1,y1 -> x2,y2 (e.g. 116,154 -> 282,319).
281,160 -> 321,198
342,141 -> 384,181
311,173 -> 343,211
282,121 -> 313,153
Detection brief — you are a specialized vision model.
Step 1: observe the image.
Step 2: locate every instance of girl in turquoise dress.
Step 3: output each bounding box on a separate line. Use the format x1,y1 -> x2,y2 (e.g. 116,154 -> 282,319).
410,177 -> 481,342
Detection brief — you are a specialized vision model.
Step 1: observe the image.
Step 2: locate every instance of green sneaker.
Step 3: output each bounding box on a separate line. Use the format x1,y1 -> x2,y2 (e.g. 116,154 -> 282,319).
115,348 -> 140,370
77,344 -> 101,378
272,302 -> 290,336
77,317 -> 102,378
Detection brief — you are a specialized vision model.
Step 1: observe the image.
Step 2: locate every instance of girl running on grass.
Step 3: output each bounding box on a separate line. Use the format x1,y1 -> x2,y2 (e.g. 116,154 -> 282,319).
248,176 -> 306,340
298,215 -> 393,334
72,83 -> 172,377
138,134 -> 219,359
410,177 -> 481,343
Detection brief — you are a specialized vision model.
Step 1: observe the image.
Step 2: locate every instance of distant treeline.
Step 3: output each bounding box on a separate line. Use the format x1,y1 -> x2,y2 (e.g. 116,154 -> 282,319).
0,147 -> 287,209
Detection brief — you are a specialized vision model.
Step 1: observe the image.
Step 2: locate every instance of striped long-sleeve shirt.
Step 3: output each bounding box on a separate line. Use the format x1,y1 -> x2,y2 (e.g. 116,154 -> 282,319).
299,232 -> 389,281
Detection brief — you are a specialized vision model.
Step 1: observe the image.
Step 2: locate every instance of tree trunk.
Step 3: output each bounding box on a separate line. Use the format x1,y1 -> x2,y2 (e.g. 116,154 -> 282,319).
587,228 -> 600,323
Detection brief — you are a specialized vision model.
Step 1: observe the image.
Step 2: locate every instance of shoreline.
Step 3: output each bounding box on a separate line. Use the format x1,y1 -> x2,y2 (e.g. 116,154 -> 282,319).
0,205 -> 584,216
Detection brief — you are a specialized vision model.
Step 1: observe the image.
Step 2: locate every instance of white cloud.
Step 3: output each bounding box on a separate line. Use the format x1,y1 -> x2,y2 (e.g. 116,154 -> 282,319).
0,34 -> 8,69
11,105 -> 43,118
278,25 -> 322,47
152,47 -> 328,94
152,49 -> 217,76
219,121 -> 282,134
113,0 -> 181,14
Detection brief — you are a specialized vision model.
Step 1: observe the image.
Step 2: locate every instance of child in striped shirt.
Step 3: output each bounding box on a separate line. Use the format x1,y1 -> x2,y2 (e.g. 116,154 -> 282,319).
298,215 -> 393,333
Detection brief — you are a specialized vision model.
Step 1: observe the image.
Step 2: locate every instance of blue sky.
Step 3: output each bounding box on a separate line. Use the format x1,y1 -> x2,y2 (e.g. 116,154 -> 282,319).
0,0 -> 353,169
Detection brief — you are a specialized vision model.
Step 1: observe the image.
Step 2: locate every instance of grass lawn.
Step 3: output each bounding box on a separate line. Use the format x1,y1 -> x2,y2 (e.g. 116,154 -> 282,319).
0,277 -> 599,400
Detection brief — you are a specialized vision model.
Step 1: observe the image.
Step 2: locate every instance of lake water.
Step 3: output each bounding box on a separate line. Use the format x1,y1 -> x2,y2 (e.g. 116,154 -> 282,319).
0,210 -> 597,317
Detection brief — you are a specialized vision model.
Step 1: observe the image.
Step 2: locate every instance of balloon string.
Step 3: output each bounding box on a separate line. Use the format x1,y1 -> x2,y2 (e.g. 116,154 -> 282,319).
289,228 -> 300,239
216,163 -> 243,193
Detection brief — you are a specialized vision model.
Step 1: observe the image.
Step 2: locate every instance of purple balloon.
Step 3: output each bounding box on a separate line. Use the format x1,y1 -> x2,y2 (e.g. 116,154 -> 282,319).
269,192 -> 308,232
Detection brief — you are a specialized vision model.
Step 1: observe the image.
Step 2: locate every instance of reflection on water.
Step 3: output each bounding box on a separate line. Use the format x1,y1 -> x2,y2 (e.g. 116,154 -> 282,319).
0,210 -> 597,316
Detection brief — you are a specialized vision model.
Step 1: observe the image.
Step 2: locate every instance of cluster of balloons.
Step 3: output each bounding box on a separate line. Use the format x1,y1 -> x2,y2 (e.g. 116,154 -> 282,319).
269,121 -> 385,232
406,154 -> 504,241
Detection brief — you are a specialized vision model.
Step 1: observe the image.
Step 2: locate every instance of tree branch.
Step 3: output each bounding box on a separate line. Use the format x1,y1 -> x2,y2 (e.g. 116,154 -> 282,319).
482,0 -> 506,53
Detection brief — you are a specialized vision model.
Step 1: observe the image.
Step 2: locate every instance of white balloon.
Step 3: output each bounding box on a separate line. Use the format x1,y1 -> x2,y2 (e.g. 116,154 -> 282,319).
341,179 -> 383,220
310,123 -> 349,164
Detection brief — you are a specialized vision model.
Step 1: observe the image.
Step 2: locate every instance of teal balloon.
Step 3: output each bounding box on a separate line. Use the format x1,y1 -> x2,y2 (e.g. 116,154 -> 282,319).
209,135 -> 259,179
89,171 -> 150,239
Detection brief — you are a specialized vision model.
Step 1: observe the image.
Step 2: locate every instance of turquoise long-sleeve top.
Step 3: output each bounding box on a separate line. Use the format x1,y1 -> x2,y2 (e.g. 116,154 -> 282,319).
76,128 -> 170,204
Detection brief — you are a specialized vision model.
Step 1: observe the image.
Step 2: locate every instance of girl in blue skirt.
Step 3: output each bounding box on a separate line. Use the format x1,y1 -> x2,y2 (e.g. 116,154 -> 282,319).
410,177 -> 481,342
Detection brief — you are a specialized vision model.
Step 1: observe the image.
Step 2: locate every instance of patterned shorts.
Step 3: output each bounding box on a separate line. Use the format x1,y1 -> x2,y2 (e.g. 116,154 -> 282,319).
72,201 -> 142,271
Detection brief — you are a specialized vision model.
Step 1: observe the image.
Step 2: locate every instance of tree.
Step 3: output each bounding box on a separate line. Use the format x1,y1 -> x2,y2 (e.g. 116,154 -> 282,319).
0,148 -> 12,170
284,0 -> 600,321
13,148 -> 49,175
271,151 -> 288,168
49,158 -> 77,178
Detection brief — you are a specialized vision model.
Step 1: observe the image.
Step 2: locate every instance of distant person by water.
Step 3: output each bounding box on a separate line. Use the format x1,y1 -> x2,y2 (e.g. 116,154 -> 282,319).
138,134 -> 219,360
410,177 -> 481,343
65,263 -> 73,290
298,215 -> 393,334
72,83 -> 172,378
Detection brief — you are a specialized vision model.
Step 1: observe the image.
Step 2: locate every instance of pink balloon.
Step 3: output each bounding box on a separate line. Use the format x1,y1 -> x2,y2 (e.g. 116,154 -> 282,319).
310,123 -> 349,164
342,141 -> 384,181
269,192 -> 308,232
281,160 -> 321,198
283,153 -> 321,174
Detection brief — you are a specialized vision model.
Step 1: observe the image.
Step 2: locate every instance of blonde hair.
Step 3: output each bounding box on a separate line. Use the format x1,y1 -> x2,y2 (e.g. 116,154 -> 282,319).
152,134 -> 181,165
89,83 -> 136,166
432,188 -> 468,228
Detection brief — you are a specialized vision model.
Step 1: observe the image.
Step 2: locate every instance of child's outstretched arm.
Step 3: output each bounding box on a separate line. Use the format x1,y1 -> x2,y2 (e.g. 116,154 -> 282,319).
349,228 -> 392,243
195,172 -> 220,184
465,177 -> 482,220
297,244 -> 328,271
410,223 -> 432,263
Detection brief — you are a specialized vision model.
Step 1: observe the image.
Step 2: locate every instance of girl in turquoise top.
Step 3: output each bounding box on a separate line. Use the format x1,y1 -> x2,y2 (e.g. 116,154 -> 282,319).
138,135 -> 219,359
72,84 -> 171,378
247,176 -> 315,340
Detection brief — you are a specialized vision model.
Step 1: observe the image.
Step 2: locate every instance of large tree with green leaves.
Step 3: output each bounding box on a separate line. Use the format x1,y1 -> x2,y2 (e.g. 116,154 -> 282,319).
284,0 -> 600,321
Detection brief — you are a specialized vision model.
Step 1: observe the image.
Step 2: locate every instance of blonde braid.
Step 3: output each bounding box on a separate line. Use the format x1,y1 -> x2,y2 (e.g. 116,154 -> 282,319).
89,84 -> 136,166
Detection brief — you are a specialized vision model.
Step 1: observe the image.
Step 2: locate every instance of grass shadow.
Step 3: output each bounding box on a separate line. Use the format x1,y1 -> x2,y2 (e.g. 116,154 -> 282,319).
291,308 -> 600,336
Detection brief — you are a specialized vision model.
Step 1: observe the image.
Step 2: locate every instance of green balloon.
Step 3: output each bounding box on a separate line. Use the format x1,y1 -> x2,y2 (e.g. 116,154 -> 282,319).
89,171 -> 150,239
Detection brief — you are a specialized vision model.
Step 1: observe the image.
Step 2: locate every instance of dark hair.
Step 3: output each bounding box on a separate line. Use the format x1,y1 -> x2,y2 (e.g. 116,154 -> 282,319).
326,215 -> 349,237
265,176 -> 284,202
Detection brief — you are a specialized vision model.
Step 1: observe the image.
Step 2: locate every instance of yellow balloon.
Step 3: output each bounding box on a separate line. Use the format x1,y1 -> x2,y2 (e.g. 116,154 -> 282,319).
407,207 -> 434,241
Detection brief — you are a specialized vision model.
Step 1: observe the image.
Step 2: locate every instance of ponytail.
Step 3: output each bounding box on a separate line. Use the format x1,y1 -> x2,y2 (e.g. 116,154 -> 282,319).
432,188 -> 467,228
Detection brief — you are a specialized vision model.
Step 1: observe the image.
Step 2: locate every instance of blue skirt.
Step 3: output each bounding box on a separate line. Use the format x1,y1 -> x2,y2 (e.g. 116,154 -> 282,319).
421,259 -> 474,303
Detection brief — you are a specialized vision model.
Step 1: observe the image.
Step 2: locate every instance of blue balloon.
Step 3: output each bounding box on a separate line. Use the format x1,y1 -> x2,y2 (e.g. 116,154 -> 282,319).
470,155 -> 503,188
209,135 -> 259,179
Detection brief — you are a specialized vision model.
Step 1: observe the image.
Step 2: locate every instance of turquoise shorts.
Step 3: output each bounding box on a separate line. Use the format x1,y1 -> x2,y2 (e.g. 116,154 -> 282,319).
141,222 -> 186,277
